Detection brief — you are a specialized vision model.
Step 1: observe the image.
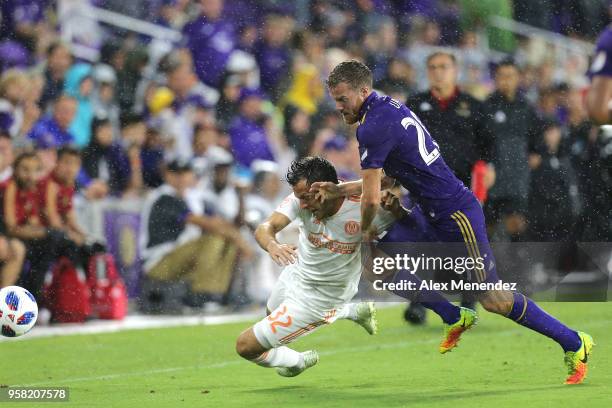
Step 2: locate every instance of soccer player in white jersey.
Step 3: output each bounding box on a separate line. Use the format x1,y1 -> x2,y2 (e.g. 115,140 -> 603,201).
235,157 -> 405,377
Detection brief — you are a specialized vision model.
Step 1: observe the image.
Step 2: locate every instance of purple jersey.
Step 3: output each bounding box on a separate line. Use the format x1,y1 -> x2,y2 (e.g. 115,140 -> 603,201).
588,25 -> 612,78
228,115 -> 275,168
182,15 -> 237,88
357,91 -> 469,217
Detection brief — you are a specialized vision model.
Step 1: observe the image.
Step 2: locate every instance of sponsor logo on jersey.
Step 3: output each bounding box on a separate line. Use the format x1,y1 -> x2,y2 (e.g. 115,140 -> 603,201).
307,233 -> 357,254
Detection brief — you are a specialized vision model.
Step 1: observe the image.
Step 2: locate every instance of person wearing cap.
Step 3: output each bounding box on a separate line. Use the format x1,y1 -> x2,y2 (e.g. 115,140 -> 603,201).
228,87 -> 275,168
27,94 -> 77,148
92,63 -> 120,137
243,159 -> 283,304
243,158 -> 284,246
196,146 -> 242,223
139,158 -> 253,311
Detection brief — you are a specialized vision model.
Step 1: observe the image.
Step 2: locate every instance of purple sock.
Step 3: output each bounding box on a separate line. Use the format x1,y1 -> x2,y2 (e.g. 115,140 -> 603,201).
388,269 -> 461,325
507,293 -> 581,352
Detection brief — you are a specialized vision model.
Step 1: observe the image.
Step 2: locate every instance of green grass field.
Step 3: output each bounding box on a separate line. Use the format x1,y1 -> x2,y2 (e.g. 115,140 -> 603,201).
1,303 -> 611,408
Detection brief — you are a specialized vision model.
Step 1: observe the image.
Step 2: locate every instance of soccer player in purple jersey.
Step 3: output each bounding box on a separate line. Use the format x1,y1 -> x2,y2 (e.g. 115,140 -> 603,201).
314,60 -> 594,384
587,25 -> 612,124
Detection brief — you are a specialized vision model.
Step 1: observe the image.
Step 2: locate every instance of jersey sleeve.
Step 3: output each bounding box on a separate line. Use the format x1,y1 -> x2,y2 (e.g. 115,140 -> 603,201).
274,193 -> 300,221
589,28 -> 612,77
358,116 -> 397,170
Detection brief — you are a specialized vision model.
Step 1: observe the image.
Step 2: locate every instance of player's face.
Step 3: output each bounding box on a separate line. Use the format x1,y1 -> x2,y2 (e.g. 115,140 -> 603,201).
292,179 -> 324,217
329,82 -> 369,125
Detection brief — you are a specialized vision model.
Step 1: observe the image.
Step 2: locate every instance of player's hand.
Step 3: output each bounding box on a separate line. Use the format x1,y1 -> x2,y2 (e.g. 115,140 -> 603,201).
381,191 -> 407,219
310,182 -> 342,203
267,241 -> 298,266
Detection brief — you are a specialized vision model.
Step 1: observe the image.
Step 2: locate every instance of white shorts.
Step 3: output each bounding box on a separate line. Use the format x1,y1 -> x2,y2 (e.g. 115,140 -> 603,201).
253,267 -> 340,349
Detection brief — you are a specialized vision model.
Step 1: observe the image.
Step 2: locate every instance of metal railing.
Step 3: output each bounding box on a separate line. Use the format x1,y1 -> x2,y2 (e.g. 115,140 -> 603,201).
57,0 -> 182,62
489,15 -> 594,56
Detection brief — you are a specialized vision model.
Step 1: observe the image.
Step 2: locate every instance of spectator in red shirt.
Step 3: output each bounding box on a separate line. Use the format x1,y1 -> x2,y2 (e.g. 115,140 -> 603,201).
39,146 -> 87,245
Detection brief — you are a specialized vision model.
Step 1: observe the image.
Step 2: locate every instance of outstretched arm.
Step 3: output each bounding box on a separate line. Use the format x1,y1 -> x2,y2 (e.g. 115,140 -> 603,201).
310,175 -> 395,202
255,212 -> 297,266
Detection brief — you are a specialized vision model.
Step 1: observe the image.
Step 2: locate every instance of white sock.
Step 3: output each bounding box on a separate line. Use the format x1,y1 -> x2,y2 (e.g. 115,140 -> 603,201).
335,303 -> 360,321
251,346 -> 303,368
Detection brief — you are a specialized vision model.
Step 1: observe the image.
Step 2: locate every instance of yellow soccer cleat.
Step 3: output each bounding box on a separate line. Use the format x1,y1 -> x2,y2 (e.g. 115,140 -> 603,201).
439,307 -> 478,354
564,331 -> 594,385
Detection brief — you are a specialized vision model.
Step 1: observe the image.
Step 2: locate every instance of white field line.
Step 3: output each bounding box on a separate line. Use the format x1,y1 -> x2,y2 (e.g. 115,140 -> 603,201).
15,318 -> 610,387
0,311 -> 264,342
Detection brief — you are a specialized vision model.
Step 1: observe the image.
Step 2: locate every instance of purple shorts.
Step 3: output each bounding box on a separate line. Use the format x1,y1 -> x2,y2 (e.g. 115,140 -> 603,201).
380,192 -> 499,284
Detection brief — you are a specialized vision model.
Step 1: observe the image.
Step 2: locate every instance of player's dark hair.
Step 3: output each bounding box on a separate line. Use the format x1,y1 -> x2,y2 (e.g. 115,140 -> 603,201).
426,51 -> 457,66
13,151 -> 39,170
286,157 -> 338,186
57,145 -> 81,160
327,60 -> 373,90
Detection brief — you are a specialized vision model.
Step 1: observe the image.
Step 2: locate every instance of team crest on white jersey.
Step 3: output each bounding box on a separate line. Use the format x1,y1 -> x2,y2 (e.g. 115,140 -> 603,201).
344,221 -> 360,235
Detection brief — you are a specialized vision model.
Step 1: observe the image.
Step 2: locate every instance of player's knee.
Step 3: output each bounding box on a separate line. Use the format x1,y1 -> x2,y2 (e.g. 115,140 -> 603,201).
235,334 -> 251,359
235,330 -> 262,360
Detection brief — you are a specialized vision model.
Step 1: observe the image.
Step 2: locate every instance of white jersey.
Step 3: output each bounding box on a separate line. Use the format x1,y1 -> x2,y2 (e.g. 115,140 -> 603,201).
274,194 -> 396,307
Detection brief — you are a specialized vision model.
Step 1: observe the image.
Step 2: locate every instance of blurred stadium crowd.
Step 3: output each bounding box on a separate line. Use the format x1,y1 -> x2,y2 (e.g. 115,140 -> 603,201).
0,0 -> 610,315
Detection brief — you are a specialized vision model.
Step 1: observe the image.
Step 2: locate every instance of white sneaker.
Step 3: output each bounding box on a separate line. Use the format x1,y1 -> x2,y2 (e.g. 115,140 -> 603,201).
276,350 -> 319,377
354,302 -> 378,335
